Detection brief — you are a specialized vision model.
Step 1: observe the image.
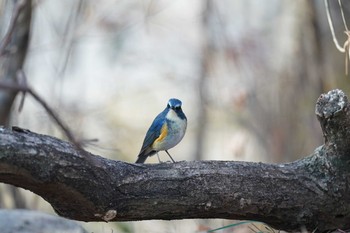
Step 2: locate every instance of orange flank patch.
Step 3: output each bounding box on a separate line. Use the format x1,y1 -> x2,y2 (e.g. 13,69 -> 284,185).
154,123 -> 168,143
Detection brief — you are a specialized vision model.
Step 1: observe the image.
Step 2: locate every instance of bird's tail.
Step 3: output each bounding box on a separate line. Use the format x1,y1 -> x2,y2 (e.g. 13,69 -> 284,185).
135,150 -> 148,163
135,150 -> 156,163
135,155 -> 147,163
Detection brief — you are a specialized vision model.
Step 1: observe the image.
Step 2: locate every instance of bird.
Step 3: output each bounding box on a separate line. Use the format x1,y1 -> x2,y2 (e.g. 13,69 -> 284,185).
135,98 -> 187,163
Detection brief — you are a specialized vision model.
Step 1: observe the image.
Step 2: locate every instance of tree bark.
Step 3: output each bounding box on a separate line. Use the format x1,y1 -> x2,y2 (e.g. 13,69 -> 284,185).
0,89 -> 350,232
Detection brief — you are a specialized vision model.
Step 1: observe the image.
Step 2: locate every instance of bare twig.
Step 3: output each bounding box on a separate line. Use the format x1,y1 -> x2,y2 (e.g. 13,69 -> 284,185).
325,0 -> 346,52
338,0 -> 350,75
345,32 -> 350,75
0,0 -> 27,56
325,0 -> 350,75
16,70 -> 27,112
0,71 -> 79,147
338,0 -> 349,31
57,0 -> 84,78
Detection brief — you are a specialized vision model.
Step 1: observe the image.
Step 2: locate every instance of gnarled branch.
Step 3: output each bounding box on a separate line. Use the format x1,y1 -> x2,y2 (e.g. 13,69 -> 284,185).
1,89 -> 350,232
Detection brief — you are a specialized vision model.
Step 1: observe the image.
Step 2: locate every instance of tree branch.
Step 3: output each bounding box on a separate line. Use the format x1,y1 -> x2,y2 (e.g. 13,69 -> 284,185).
0,72 -> 80,146
1,89 -> 350,232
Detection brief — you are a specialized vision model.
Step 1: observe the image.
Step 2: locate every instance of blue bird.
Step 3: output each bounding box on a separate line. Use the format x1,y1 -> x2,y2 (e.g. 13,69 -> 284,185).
136,98 -> 187,163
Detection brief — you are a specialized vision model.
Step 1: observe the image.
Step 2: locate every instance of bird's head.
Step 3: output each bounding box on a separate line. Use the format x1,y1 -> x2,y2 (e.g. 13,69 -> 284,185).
167,98 -> 182,111
166,98 -> 186,120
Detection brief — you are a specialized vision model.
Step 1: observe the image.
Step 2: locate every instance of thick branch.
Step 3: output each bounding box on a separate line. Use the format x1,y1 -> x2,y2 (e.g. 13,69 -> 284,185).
1,89 -> 350,232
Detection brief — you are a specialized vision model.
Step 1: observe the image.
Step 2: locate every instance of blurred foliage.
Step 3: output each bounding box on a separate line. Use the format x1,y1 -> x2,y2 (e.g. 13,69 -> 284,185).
1,0 -> 350,232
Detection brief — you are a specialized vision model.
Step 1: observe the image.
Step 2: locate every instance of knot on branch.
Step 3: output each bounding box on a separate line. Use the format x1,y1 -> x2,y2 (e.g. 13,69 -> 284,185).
315,89 -> 350,153
315,89 -> 347,119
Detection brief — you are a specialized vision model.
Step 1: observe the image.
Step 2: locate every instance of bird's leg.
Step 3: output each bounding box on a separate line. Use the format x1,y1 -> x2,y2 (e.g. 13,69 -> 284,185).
156,152 -> 162,163
165,150 -> 176,163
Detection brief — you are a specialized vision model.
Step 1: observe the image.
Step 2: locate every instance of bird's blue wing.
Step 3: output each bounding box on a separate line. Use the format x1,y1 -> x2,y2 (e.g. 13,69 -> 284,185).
139,111 -> 166,154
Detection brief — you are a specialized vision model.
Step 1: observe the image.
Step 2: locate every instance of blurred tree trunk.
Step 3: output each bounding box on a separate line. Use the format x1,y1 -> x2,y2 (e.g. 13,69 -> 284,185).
0,0 -> 31,124
203,1 -> 327,162
195,0 -> 214,161
263,1 -> 326,162
0,0 -> 32,209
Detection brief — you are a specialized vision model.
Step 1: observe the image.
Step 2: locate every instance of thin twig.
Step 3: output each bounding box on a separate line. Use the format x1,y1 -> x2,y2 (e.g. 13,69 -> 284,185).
0,71 -> 80,147
325,0 -> 346,52
338,0 -> 349,31
345,32 -> 350,75
0,0 -> 27,56
325,0 -> 350,75
57,0 -> 84,78
16,70 -> 27,112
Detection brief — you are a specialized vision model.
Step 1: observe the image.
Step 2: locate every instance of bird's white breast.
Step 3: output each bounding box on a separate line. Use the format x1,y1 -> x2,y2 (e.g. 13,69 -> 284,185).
154,109 -> 187,150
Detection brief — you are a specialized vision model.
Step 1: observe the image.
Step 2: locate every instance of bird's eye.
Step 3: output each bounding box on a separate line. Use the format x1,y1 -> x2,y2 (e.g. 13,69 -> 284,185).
174,106 -> 181,110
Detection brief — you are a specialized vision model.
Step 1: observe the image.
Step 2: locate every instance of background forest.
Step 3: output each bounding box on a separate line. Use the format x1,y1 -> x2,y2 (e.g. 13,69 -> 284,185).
0,0 -> 349,232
